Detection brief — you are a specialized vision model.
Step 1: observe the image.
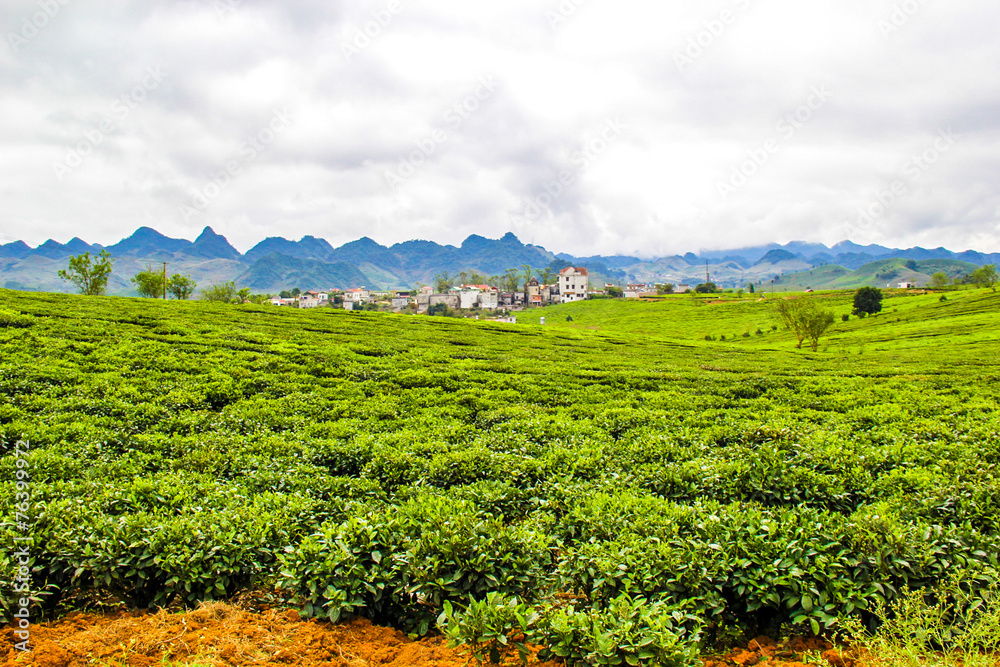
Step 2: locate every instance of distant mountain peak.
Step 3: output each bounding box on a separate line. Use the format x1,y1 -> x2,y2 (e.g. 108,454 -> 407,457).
759,249 -> 799,264
190,226 -> 240,260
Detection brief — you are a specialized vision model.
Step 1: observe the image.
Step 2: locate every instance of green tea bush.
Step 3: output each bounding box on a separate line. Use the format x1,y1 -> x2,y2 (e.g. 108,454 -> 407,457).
531,594 -> 702,667
280,496 -> 554,635
0,308 -> 33,328
439,592 -> 537,666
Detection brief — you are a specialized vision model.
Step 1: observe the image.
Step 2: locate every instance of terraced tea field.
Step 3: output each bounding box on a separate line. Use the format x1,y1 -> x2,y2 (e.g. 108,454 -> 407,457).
1,287 -> 998,665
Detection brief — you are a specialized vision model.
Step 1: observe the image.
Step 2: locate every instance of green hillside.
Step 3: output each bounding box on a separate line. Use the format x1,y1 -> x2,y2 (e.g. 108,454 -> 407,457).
518,288 -> 999,351
1,287 -> 998,661
774,258 -> 980,290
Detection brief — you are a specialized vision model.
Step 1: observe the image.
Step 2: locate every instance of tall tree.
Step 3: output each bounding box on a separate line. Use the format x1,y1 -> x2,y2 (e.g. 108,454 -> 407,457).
853,286 -> 883,316
775,298 -> 836,351
58,250 -> 114,296
202,281 -> 237,303
434,272 -> 454,293
928,272 -> 950,289
970,264 -> 997,288
131,265 -> 166,298
167,274 -> 197,300
504,268 -> 520,291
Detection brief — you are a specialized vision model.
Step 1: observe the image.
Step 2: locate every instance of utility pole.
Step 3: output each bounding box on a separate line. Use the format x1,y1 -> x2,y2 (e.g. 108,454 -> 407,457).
162,262 -> 167,300
705,260 -> 710,284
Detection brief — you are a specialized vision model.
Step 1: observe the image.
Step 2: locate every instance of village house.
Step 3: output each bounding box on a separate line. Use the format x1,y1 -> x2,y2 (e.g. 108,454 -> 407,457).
499,292 -> 524,309
344,288 -> 371,303
559,267 -> 589,303
457,284 -> 500,310
623,283 -> 657,299
524,277 -> 558,306
478,289 -> 499,310
390,296 -> 411,311
428,293 -> 459,309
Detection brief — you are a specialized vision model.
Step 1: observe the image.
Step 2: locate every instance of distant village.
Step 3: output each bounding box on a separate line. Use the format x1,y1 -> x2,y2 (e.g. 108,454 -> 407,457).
267,265 -> 701,317
269,266 -> 595,315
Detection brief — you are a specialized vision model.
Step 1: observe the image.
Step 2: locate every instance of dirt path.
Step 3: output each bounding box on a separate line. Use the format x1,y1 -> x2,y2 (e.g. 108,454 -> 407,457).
3,603 -> 852,667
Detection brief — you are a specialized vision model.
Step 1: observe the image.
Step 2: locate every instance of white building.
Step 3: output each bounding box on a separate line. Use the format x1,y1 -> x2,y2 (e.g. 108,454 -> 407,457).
299,295 -> 321,308
459,287 -> 480,310
344,288 -> 370,303
559,267 -> 590,303
478,290 -> 499,310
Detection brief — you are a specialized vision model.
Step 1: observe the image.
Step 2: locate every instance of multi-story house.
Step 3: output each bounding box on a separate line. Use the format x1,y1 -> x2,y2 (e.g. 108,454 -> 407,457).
559,267 -> 589,303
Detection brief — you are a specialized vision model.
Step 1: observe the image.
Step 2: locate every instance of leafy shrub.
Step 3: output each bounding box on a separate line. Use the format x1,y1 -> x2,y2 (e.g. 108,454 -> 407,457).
279,496 -> 554,635
0,308 -> 33,328
439,592 -> 537,666
531,594 -> 701,667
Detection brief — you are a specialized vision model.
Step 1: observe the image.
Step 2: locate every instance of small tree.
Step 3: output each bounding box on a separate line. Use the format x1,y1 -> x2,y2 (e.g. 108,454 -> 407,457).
434,272 -> 454,293
970,264 -> 998,288
58,250 -> 114,296
606,286 -> 623,298
853,286 -> 884,316
235,287 -> 252,304
520,264 -> 533,287
503,269 -> 520,292
202,281 -> 237,303
929,272 -> 950,289
694,282 -> 718,294
749,283 -> 755,294
656,283 -> 675,295
167,274 -> 197,300
131,266 -> 166,298
776,298 -> 836,351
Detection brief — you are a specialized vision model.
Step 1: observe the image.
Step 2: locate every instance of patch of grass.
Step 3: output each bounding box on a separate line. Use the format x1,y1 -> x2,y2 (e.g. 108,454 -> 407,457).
841,575 -> 1000,667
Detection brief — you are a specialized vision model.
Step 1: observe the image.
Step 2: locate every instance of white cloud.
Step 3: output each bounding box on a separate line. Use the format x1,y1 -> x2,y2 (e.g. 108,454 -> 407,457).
1,0 -> 999,255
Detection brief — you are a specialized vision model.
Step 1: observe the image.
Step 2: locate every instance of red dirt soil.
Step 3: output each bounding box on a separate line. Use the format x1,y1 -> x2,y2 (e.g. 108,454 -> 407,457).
2,602 -> 559,667
2,603 -> 855,667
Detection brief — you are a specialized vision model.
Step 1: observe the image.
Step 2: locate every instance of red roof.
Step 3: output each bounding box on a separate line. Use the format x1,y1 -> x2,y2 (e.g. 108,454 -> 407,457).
559,267 -> 589,276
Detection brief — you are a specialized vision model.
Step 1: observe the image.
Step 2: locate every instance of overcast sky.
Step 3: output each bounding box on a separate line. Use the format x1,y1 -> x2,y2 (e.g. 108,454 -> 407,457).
2,0 -> 999,257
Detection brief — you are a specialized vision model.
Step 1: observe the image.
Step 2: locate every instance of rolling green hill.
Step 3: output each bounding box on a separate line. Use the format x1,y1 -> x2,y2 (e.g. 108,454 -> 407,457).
773,258 -> 980,290
516,288 -> 1000,356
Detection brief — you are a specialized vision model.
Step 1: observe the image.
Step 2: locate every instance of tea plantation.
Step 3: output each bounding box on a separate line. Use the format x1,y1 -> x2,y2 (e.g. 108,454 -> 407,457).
1,288 -> 998,664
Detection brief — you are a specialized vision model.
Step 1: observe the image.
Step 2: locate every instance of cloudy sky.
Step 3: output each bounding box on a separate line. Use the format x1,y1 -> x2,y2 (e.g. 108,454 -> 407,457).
2,0 -> 999,257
